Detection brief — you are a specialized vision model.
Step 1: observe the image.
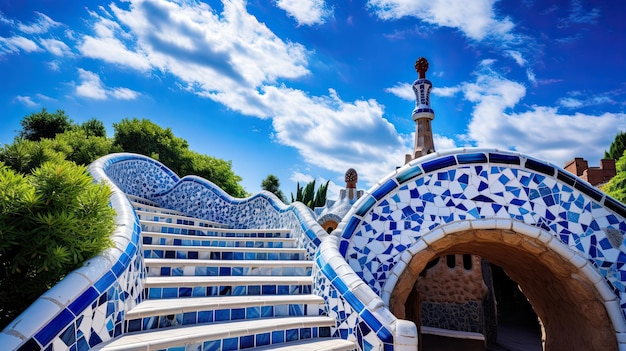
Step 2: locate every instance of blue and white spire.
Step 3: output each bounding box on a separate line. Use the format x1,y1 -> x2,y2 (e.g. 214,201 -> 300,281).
408,57 -> 435,162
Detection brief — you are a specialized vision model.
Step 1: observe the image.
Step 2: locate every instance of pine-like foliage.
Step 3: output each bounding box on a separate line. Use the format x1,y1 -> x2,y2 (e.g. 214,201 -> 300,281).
605,131 -> 626,160
290,180 -> 329,209
0,161 -> 115,328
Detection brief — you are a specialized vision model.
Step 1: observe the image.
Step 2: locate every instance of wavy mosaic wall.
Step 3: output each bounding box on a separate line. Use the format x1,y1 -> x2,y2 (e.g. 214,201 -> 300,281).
1,153 -> 410,351
336,148 -> 626,344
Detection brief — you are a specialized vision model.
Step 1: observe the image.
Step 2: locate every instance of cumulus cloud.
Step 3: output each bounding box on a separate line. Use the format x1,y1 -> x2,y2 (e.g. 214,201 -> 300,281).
72,0 -> 411,186
367,0 -> 514,41
259,86 -> 410,184
456,63 -> 626,165
75,68 -> 140,100
276,0 -> 333,26
434,134 -> 457,150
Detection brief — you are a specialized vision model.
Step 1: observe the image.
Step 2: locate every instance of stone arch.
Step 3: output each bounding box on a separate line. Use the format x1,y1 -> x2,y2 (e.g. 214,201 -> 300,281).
387,220 -> 624,350
336,150 -> 626,349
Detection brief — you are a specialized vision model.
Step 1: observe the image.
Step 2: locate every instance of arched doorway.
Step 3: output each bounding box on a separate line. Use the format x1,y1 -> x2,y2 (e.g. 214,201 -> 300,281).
389,226 -> 618,350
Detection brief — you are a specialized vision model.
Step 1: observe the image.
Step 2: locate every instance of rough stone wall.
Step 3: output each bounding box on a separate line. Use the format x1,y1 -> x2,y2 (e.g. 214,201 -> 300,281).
417,255 -> 488,303
421,301 -> 485,333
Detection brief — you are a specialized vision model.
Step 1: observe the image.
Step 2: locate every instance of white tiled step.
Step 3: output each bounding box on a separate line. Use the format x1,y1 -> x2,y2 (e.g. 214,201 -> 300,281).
135,210 -> 226,228
126,295 -> 325,319
253,338 -> 357,351
131,202 -> 188,217
146,258 -> 312,268
126,194 -> 160,206
140,220 -> 291,236
143,231 -> 296,245
92,316 -> 336,351
146,275 -> 312,288
143,244 -> 305,255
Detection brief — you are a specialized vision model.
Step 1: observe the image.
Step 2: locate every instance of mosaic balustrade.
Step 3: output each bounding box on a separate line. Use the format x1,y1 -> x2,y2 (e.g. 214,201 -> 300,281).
335,148 -> 626,344
5,148 -> 625,351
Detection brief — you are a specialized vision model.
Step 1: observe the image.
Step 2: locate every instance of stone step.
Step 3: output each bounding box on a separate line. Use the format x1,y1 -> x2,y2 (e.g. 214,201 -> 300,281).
145,275 -> 312,299
142,231 -> 296,248
140,221 -> 291,238
252,338 -> 357,351
93,316 -> 336,351
126,194 -> 160,206
125,295 -> 325,332
135,209 -> 227,228
145,258 -> 312,277
130,200 -> 189,217
127,294 -> 325,319
143,244 -> 305,260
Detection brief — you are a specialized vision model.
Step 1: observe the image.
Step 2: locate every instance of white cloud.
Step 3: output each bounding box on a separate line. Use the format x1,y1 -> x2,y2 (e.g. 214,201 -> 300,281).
558,91 -> 617,109
14,94 -> 56,107
561,0 -> 600,26
258,86 -> 410,185
457,65 -> 626,165
111,87 -> 140,100
505,50 -> 525,66
40,38 -> 72,56
367,0 -> 514,41
558,97 -> 583,108
290,171 -> 315,184
434,134 -> 457,150
433,86 -> 460,97
71,0 -> 415,186
385,82 -> 414,101
76,69 -> 108,100
47,60 -> 61,71
75,68 -> 141,101
17,12 -> 60,34
78,13 -> 151,71
0,36 -> 41,54
276,0 -> 333,26
14,95 -> 38,107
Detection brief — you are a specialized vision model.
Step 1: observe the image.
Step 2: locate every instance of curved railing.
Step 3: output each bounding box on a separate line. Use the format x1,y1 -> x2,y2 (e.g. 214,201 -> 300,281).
333,147 -> 626,346
0,154 -> 144,351
0,153 -> 333,350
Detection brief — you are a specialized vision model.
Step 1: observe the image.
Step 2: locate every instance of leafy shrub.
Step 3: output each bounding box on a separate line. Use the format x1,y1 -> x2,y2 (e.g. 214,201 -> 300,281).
0,161 -> 115,328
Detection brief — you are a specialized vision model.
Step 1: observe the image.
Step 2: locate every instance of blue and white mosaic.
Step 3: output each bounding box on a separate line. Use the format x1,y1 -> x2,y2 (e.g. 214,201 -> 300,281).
338,149 -> 626,329
5,149 -> 625,351
0,155 -> 146,351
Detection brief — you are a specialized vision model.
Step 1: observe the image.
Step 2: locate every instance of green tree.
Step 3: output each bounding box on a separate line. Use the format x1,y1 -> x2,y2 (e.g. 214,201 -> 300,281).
605,131 -> 626,160
603,150 -> 626,203
113,118 -> 189,174
291,179 -> 329,209
113,118 -> 246,197
80,118 -> 107,137
18,108 -> 73,141
0,161 -> 114,327
55,129 -> 119,165
261,174 -> 286,202
181,151 -> 247,198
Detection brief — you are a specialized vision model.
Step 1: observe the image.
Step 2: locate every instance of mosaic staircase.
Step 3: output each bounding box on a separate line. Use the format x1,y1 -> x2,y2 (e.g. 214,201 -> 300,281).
93,195 -> 357,351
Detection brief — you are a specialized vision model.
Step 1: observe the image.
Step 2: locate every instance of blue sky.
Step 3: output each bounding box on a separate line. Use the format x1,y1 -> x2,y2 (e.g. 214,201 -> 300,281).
1,0 -> 624,198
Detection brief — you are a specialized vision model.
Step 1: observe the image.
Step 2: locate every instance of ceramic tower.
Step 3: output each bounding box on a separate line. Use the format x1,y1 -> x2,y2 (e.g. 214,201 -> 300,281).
406,57 -> 435,164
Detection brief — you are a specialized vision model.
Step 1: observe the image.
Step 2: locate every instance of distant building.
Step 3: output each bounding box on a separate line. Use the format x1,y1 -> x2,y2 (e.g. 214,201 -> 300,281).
564,157 -> 616,187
